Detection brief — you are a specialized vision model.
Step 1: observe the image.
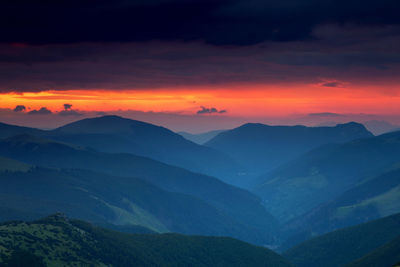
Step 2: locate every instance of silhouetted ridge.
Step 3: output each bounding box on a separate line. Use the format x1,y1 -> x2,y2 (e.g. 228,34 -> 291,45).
56,115 -> 174,135
0,122 -> 46,139
50,115 -> 243,183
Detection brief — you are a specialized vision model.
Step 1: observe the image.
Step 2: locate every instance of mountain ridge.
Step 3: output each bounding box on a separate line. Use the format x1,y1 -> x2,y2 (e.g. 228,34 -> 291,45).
205,121 -> 373,187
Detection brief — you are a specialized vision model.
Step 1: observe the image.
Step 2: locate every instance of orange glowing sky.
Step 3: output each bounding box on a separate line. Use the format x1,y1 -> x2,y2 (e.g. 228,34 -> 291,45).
1,83 -> 400,117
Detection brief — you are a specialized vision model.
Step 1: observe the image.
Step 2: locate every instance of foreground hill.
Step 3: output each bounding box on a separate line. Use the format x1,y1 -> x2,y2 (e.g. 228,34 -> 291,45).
206,122 -> 372,183
0,214 -> 293,267
255,131 -> 400,222
345,235 -> 400,267
49,115 -> 242,183
0,157 -> 276,245
283,213 -> 400,267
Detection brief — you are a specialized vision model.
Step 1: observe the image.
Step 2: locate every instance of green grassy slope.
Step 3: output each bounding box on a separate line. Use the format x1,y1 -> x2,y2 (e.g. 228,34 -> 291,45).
0,214 -> 293,267
255,132 -> 400,222
284,166 -> 400,244
0,157 -> 31,172
0,135 -> 277,244
283,213 -> 400,267
0,161 -> 275,245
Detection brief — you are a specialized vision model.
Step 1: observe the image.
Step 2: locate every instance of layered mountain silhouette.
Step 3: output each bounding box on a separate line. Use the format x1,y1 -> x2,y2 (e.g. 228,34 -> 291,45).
49,116 -> 242,182
206,122 -> 372,187
254,130 -> 400,222
2,116 -> 400,265
0,136 -> 277,245
0,116 -> 242,184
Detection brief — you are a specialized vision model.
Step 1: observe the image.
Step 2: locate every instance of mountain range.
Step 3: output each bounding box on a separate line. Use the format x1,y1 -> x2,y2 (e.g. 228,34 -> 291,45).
0,136 -> 277,245
0,116 -> 242,185
254,130 -> 400,222
1,115 -> 400,266
205,122 -> 373,187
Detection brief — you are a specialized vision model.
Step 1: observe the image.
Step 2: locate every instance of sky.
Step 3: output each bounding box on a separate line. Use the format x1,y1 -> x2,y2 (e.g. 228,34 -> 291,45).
0,0 -> 400,132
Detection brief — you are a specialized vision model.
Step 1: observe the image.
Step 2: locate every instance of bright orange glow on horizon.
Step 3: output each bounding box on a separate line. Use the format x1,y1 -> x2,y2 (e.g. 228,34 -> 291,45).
1,84 -> 400,117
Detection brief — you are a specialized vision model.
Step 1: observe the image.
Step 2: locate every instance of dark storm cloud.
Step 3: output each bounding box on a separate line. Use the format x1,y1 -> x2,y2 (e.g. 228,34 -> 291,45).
28,107 -> 52,115
197,106 -> 227,114
1,25 -> 400,94
0,0 -> 399,45
13,105 -> 26,112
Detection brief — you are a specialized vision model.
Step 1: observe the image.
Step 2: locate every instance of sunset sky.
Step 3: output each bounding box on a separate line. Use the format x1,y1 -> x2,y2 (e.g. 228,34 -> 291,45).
1,0 -> 400,132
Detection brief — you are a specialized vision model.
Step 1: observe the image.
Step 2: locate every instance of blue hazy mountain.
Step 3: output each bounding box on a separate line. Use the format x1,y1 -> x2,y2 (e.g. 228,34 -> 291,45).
254,131 -> 400,222
49,115 -> 242,184
0,136 -> 277,245
0,214 -> 293,267
283,212 -> 400,267
205,122 -> 372,187
178,129 -> 227,144
363,120 -> 400,135
0,117 -> 243,184
0,122 -> 46,138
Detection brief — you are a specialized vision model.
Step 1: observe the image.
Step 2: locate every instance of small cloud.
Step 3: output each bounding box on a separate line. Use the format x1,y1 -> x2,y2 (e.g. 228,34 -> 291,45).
197,106 -> 227,115
319,80 -> 347,88
308,112 -> 344,117
96,111 -> 107,116
28,107 -> 52,115
58,104 -> 83,116
13,105 -> 26,112
63,103 -> 72,110
322,82 -> 340,87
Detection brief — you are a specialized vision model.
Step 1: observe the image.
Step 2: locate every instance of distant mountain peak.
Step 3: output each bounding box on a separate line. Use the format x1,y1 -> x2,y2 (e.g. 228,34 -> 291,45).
205,121 -> 374,184
55,115 -> 164,134
335,121 -> 367,128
